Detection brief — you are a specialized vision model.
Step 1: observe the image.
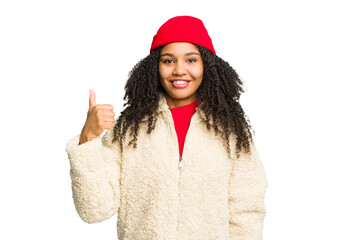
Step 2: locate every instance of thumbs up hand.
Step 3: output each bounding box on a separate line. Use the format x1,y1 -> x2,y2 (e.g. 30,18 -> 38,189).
79,89 -> 115,144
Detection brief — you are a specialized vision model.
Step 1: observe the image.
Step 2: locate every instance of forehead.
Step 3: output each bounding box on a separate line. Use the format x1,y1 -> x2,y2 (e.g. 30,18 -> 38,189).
160,42 -> 200,55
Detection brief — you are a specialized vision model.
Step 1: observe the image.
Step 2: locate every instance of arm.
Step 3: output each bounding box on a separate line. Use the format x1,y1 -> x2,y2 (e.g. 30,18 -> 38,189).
65,127 -> 121,223
228,140 -> 268,240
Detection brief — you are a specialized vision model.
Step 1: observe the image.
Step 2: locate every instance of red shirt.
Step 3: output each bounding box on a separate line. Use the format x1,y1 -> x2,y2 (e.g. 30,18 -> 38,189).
169,100 -> 199,158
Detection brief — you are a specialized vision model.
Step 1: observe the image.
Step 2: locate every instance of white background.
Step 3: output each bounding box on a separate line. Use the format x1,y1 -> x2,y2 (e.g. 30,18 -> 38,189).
1,0 -> 359,239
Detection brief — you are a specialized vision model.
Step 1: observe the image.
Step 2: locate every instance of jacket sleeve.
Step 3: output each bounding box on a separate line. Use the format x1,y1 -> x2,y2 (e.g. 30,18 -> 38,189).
65,127 -> 122,224
228,139 -> 268,240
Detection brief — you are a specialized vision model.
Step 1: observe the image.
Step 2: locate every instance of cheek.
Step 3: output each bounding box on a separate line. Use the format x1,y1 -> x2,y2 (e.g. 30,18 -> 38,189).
159,66 -> 170,80
158,65 -> 163,77
191,65 -> 204,80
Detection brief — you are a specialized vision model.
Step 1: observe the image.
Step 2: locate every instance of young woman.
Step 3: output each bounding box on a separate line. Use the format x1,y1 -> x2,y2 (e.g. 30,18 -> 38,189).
66,15 -> 268,240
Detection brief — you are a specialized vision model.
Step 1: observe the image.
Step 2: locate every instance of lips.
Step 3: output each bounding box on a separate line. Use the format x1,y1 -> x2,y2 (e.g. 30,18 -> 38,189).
170,79 -> 191,88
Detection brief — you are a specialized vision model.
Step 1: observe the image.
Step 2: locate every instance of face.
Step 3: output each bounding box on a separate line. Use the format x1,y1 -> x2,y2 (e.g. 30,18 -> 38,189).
159,42 -> 204,109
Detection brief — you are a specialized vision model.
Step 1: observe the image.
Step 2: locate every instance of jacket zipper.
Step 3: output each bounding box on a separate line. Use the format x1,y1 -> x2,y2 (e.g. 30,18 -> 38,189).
165,110 -> 182,236
166,109 -> 197,239
177,156 -> 182,235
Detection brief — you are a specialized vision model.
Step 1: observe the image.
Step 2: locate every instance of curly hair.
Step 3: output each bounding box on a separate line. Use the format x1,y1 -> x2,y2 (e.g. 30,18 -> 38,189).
112,44 -> 254,159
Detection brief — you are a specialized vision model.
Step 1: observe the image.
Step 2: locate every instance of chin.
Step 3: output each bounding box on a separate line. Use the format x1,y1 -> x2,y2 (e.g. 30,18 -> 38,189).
169,92 -> 194,99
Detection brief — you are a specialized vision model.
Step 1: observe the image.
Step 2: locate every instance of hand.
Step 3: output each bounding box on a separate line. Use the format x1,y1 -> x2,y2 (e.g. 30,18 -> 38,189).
79,89 -> 115,144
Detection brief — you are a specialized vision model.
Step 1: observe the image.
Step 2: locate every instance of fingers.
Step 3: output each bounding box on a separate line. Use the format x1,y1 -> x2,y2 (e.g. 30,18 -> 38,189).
100,115 -> 116,130
88,89 -> 113,110
103,121 -> 115,129
96,109 -> 115,118
83,89 -> 116,138
89,89 -> 96,109
104,116 -> 116,123
87,89 -> 115,126
94,104 -> 114,110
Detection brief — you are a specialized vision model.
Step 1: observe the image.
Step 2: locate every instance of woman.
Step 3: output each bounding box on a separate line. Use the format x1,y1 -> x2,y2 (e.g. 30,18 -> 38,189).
66,15 -> 268,240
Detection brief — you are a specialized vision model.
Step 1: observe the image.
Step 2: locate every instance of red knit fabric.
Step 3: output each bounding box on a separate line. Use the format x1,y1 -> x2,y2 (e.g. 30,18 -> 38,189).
150,16 -> 216,55
169,100 -> 199,158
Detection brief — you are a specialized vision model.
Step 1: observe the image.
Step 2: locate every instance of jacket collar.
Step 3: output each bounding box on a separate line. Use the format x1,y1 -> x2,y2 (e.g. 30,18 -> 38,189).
157,93 -> 171,113
141,93 -> 223,132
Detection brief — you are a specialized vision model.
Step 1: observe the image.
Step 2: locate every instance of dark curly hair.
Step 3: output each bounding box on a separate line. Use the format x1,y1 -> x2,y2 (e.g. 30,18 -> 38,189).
112,44 -> 254,159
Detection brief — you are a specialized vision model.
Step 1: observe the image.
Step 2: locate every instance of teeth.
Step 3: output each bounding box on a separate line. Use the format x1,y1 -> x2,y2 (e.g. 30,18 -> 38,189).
173,81 -> 188,84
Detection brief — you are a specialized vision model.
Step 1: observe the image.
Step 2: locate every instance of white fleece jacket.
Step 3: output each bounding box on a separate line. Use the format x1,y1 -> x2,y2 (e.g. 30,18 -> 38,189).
65,93 -> 268,240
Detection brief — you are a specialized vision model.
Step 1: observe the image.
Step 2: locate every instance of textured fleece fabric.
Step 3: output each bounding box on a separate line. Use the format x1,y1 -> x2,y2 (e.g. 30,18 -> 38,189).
65,93 -> 268,240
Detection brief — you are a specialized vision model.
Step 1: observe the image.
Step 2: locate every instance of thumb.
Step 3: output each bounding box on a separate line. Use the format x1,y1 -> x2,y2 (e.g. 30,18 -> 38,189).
89,89 -> 96,109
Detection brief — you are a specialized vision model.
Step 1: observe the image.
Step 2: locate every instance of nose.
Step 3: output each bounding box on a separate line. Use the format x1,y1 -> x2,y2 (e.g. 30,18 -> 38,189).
173,61 -> 186,75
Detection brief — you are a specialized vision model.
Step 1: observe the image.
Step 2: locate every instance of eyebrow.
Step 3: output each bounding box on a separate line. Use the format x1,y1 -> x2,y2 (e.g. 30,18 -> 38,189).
159,52 -> 200,57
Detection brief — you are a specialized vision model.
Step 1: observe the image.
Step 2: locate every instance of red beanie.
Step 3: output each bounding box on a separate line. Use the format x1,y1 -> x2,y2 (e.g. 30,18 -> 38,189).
150,16 -> 216,55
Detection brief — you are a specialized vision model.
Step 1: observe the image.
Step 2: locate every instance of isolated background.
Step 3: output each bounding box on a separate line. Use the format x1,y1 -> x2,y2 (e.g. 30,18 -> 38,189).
1,0 -> 359,239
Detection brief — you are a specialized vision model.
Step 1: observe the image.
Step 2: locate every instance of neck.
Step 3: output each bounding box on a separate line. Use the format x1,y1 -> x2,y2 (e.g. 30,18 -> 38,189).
165,94 -> 198,109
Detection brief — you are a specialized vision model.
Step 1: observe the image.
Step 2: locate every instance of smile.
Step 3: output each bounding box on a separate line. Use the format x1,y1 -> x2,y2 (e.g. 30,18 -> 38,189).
170,79 -> 190,88
171,80 -> 190,88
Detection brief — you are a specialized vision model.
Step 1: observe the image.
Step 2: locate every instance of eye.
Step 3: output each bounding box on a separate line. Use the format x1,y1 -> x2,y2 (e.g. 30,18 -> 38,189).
187,59 -> 197,63
163,59 -> 174,64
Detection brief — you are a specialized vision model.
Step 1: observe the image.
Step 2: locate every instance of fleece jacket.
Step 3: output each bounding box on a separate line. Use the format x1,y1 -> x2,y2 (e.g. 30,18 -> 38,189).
65,93 -> 268,240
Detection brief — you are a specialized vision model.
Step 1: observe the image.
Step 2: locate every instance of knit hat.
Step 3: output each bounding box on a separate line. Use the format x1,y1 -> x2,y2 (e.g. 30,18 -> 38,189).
150,16 -> 216,55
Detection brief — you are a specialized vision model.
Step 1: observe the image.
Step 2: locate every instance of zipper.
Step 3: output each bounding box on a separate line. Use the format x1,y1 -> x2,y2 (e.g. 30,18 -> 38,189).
165,109 -> 182,236
178,157 -> 183,168
165,109 -> 197,239
177,156 -> 182,235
